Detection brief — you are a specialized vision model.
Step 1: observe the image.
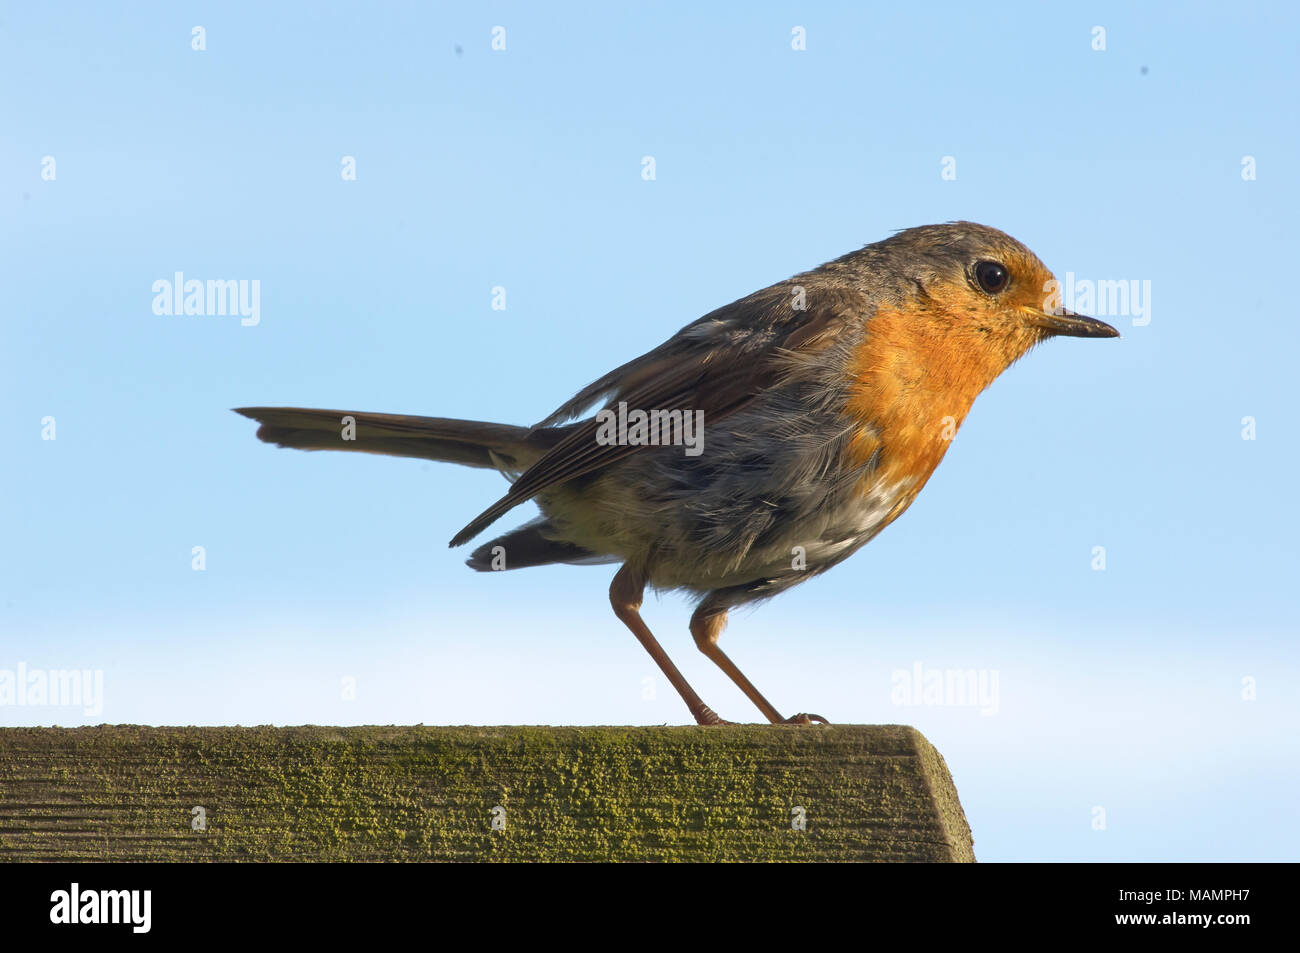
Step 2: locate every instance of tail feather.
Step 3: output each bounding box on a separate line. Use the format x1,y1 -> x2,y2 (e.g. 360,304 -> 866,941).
466,518 -> 616,571
234,406 -> 569,471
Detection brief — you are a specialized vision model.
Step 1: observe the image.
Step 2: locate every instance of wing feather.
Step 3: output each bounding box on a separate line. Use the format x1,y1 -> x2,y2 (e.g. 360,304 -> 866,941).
449,287 -> 848,547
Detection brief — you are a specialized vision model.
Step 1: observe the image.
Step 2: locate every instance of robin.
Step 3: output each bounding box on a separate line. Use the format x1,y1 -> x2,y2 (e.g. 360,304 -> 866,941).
237,222 -> 1117,726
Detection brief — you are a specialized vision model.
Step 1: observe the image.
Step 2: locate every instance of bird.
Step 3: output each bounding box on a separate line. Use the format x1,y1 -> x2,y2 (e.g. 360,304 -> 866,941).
236,221 -> 1118,726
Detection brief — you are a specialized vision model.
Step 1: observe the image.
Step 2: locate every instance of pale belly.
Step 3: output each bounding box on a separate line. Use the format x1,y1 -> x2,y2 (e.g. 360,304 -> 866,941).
538,459 -> 917,596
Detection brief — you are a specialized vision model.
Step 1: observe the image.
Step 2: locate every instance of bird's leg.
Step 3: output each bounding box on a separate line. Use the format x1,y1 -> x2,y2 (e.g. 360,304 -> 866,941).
690,604 -> 829,726
609,564 -> 730,726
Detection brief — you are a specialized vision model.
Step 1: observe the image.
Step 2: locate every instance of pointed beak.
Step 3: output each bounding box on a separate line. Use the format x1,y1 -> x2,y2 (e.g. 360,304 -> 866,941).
1020,307 -> 1120,339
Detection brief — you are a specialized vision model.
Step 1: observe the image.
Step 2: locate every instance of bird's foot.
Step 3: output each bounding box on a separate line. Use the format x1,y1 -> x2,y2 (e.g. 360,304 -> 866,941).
692,705 -> 734,726
781,712 -> 831,725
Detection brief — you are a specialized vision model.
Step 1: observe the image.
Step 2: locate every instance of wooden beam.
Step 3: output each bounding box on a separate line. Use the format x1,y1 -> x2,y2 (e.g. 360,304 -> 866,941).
0,725 -> 973,862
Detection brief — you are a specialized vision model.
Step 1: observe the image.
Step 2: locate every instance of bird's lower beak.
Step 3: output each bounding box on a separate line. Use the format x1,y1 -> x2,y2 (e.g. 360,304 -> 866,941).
1021,307 -> 1120,339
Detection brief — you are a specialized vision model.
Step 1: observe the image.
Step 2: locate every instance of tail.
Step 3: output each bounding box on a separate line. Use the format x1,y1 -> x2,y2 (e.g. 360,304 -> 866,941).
233,406 -> 570,475
237,406 -> 611,567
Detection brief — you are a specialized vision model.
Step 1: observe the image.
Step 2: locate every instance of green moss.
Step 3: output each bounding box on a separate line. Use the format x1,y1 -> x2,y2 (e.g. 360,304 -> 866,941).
0,725 -> 972,862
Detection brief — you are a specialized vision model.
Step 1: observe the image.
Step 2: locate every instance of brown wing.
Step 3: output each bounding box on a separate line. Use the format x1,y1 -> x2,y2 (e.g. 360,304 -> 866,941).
448,290 -> 843,547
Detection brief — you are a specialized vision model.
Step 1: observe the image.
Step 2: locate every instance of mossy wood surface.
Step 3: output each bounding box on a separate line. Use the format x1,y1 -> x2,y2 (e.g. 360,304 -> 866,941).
0,725 -> 973,862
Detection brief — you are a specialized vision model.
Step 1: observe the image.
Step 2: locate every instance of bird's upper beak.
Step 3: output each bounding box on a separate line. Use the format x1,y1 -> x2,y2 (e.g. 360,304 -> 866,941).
1020,307 -> 1120,339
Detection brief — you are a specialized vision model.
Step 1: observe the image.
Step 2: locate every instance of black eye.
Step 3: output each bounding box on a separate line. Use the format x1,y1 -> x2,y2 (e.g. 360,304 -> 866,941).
973,260 -> 1010,295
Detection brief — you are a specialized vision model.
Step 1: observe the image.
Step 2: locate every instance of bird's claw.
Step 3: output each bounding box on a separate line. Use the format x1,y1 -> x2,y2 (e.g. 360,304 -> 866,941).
692,705 -> 734,726
692,705 -> 829,726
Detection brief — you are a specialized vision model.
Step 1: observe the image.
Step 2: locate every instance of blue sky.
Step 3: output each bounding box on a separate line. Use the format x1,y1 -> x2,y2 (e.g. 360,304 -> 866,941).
2,1 -> 1297,861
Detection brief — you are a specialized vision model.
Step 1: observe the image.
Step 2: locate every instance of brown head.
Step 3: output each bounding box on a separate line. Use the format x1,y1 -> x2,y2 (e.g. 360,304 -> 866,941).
839,222 -> 1118,497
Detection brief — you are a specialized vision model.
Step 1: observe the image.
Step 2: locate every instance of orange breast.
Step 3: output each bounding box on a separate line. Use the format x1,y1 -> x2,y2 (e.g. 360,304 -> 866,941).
842,301 -> 1026,507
